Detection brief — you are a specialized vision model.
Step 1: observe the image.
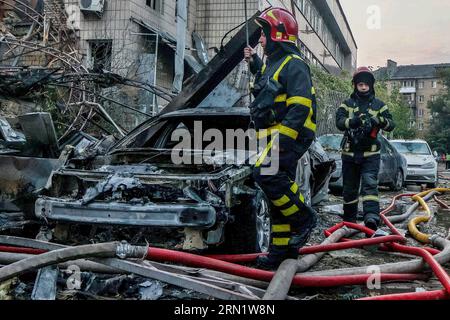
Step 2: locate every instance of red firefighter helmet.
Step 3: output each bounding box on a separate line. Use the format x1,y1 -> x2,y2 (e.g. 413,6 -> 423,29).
256,7 -> 298,44
352,67 -> 375,84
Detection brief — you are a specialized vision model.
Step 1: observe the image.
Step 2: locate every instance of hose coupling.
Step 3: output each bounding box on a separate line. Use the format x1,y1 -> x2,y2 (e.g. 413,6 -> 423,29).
116,241 -> 146,259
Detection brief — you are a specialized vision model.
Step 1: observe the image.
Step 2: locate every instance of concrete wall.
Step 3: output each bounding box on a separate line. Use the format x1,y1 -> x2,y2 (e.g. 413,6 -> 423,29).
195,0 -> 259,53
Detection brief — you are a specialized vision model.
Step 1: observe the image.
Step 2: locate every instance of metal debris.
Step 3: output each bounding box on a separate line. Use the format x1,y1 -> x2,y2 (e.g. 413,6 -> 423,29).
31,266 -> 58,300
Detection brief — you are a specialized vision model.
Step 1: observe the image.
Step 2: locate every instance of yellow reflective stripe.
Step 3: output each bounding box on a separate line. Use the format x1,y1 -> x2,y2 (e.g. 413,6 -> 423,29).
257,124 -> 299,140
304,106 -> 316,132
290,182 -> 299,195
345,118 -> 350,129
255,135 -> 277,167
286,96 -> 315,132
273,56 -> 293,81
256,124 -> 280,140
339,104 -> 360,118
371,145 -> 377,152
368,109 -> 378,116
275,94 -> 287,103
272,238 -> 290,246
288,35 -> 297,42
279,125 -> 298,140
299,193 -> 305,203
363,195 -> 380,202
262,64 -> 267,74
272,224 -> 291,233
272,195 -> 290,207
379,105 -> 388,114
281,204 -> 300,217
286,96 -> 312,108
345,199 -> 359,205
311,87 -> 316,95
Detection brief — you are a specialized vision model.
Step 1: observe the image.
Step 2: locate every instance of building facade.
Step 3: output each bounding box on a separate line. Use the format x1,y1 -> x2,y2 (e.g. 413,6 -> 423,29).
1,0 -> 357,129
375,60 -> 450,135
195,0 -> 357,74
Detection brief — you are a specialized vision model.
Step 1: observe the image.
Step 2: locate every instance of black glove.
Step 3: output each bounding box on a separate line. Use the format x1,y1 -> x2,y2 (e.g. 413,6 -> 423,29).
349,116 -> 363,129
370,116 -> 385,128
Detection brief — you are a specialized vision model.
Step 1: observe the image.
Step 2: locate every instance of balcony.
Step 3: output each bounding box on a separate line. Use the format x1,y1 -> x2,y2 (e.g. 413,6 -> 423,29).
400,87 -> 416,94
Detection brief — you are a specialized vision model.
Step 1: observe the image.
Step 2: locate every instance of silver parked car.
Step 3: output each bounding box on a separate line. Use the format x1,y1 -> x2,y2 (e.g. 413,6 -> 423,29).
318,134 -> 407,191
390,139 -> 438,188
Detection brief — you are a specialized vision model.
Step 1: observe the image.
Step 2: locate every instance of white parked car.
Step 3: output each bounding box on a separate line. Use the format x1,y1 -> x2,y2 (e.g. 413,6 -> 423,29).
390,139 -> 438,188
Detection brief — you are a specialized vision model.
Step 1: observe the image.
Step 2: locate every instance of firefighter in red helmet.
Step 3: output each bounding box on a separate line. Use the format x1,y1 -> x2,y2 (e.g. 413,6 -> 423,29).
244,7 -> 318,269
336,67 -> 396,231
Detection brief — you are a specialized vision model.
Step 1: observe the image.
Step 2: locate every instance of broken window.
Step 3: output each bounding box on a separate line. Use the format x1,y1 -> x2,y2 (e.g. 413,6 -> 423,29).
88,40 -> 113,72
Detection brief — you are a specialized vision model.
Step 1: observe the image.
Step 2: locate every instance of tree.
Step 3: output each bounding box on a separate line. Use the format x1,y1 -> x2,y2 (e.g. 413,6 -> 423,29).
375,83 -> 416,139
426,68 -> 450,153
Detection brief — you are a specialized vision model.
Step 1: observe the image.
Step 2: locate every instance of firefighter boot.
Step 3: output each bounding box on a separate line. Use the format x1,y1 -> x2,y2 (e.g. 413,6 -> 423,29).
256,245 -> 289,270
287,207 -> 318,258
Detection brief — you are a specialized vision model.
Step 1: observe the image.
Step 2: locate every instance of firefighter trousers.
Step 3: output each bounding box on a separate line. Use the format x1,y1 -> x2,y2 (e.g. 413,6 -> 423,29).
252,135 -> 316,255
342,153 -> 381,224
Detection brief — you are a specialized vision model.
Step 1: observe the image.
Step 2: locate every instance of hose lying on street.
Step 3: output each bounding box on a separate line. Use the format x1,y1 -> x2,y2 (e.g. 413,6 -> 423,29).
0,237 -> 263,300
263,227 -> 352,300
0,252 -> 119,274
0,242 -> 146,282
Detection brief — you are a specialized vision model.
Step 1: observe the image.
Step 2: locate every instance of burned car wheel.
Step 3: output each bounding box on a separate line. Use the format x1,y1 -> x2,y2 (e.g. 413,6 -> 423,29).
224,190 -> 271,254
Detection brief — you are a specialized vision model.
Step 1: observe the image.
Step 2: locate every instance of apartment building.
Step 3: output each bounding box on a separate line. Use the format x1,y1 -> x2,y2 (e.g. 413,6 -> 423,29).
1,0 -> 357,126
196,0 -> 358,74
375,59 -> 450,134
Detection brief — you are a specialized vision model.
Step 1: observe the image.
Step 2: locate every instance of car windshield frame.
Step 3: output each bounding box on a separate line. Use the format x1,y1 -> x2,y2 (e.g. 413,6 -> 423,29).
391,142 -> 431,155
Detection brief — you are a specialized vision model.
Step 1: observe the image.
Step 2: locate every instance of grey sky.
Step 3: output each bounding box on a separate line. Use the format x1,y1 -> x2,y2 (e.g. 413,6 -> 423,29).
340,0 -> 450,68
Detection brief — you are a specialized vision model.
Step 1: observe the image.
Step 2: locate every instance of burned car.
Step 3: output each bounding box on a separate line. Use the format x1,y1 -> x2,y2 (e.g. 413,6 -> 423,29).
36,107 -> 334,253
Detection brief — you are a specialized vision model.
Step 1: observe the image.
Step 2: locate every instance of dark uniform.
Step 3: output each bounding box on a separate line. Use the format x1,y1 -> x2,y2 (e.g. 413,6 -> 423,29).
336,72 -> 395,228
249,49 -> 317,266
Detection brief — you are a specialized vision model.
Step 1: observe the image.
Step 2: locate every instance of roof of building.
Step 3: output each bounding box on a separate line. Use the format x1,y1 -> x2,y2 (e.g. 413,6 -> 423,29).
375,63 -> 450,80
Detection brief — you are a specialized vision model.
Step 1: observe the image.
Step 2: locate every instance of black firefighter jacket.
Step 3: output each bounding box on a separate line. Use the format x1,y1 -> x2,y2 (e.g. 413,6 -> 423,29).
249,50 -> 317,153
336,93 -> 396,156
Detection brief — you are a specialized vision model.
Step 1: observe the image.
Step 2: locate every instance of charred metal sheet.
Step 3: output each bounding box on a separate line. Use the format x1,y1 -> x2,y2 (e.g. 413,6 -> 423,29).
18,112 -> 59,157
35,198 -> 217,228
51,166 -> 246,183
82,174 -> 144,205
0,116 -> 25,144
161,11 -> 261,114
31,266 -> 58,300
131,12 -> 261,114
0,155 -> 62,212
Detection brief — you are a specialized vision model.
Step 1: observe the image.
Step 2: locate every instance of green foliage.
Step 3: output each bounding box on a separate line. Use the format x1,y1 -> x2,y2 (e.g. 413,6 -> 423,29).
310,66 -> 417,139
310,65 -> 353,95
377,84 -> 417,139
426,68 -> 450,153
